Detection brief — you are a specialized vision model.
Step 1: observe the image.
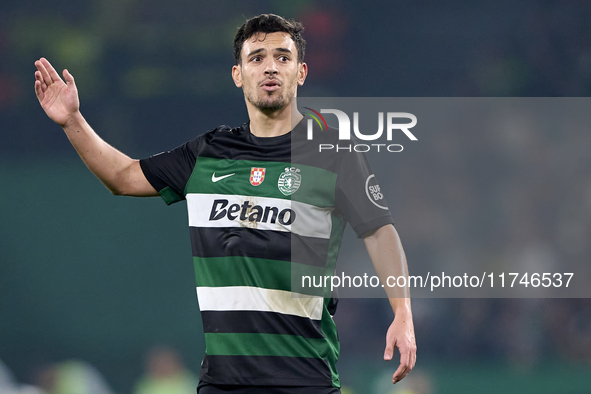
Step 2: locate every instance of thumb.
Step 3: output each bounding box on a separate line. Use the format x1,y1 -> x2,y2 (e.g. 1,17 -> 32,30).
384,341 -> 394,360
63,69 -> 75,86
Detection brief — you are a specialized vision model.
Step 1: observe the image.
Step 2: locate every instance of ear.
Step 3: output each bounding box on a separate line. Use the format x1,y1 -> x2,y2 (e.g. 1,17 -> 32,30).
232,64 -> 243,88
297,62 -> 308,86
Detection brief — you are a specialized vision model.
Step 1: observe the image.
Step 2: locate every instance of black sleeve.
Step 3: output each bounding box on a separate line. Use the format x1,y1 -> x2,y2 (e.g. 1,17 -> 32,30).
139,136 -> 202,205
334,151 -> 394,238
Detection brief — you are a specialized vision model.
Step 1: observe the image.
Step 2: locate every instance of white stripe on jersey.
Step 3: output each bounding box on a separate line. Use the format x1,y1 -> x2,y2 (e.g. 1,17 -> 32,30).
196,286 -> 323,320
186,193 -> 333,239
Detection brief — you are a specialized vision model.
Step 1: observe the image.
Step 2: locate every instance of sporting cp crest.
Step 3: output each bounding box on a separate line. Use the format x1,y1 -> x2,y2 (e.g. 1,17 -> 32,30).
278,167 -> 302,195
250,167 -> 266,186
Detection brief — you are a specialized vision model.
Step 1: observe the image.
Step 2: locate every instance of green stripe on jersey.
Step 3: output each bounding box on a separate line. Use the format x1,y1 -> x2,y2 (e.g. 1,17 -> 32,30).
204,332 -> 331,359
194,256 -> 327,296
185,157 -> 337,208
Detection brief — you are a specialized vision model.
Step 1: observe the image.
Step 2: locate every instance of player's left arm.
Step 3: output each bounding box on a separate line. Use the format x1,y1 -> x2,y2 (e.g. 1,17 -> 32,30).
364,223 -> 416,384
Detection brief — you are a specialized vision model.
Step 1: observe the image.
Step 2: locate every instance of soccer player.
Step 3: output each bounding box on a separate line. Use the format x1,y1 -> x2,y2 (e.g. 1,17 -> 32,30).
34,13 -> 416,394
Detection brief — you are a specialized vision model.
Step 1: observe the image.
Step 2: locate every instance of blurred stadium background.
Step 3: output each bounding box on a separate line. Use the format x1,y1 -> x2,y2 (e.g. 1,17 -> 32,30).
2,0 -> 591,393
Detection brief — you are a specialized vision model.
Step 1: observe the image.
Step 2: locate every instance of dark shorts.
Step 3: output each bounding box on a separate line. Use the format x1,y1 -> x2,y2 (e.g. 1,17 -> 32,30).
197,381 -> 341,394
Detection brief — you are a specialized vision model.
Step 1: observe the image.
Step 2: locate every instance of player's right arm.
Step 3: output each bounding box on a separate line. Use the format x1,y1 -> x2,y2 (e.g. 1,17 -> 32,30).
34,57 -> 158,197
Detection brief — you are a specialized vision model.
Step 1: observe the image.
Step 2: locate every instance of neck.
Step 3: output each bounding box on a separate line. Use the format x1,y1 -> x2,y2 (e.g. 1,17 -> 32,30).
247,100 -> 303,137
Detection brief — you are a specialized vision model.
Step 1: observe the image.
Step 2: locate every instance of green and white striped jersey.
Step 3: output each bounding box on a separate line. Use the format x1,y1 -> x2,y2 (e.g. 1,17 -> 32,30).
139,118 -> 393,387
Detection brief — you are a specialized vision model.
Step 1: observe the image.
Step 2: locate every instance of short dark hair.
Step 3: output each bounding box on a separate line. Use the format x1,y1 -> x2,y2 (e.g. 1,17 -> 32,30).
234,14 -> 306,65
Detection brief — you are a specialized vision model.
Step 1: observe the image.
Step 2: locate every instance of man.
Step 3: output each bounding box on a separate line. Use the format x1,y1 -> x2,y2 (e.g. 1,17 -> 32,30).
34,14 -> 416,394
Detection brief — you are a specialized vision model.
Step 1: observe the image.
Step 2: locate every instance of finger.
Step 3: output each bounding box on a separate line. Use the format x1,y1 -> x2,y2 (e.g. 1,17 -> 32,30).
36,59 -> 53,86
34,80 -> 44,100
34,60 -> 44,74
35,70 -> 43,86
34,71 -> 48,93
400,346 -> 413,369
35,70 -> 47,85
40,57 -> 63,83
392,364 -> 408,383
393,346 -> 414,383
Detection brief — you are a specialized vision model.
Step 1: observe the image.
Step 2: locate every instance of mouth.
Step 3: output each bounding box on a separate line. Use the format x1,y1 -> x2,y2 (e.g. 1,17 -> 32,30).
260,79 -> 281,92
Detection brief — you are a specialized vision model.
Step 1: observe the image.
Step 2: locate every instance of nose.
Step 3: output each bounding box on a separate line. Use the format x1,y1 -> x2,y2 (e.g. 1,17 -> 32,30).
264,58 -> 278,75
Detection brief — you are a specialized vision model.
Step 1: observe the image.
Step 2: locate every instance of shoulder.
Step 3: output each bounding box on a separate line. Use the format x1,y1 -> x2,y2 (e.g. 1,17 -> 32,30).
182,123 -> 248,151
202,123 -> 247,141
292,120 -> 351,173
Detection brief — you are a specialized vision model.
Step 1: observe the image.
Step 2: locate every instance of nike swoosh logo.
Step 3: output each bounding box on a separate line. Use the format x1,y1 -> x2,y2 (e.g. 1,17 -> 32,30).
212,172 -> 236,182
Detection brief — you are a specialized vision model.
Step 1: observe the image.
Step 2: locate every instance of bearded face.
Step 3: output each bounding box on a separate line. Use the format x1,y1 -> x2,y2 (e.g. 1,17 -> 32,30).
233,32 -> 306,113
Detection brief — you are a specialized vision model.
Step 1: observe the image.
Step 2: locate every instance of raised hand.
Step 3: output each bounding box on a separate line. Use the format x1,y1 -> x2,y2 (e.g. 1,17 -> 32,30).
34,58 -> 80,127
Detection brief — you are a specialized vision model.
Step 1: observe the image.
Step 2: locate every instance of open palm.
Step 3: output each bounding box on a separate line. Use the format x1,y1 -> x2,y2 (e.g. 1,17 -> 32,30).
34,57 -> 80,127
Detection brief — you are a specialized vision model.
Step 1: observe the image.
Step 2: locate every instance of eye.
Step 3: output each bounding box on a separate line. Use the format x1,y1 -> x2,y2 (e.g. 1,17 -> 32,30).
278,55 -> 289,62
